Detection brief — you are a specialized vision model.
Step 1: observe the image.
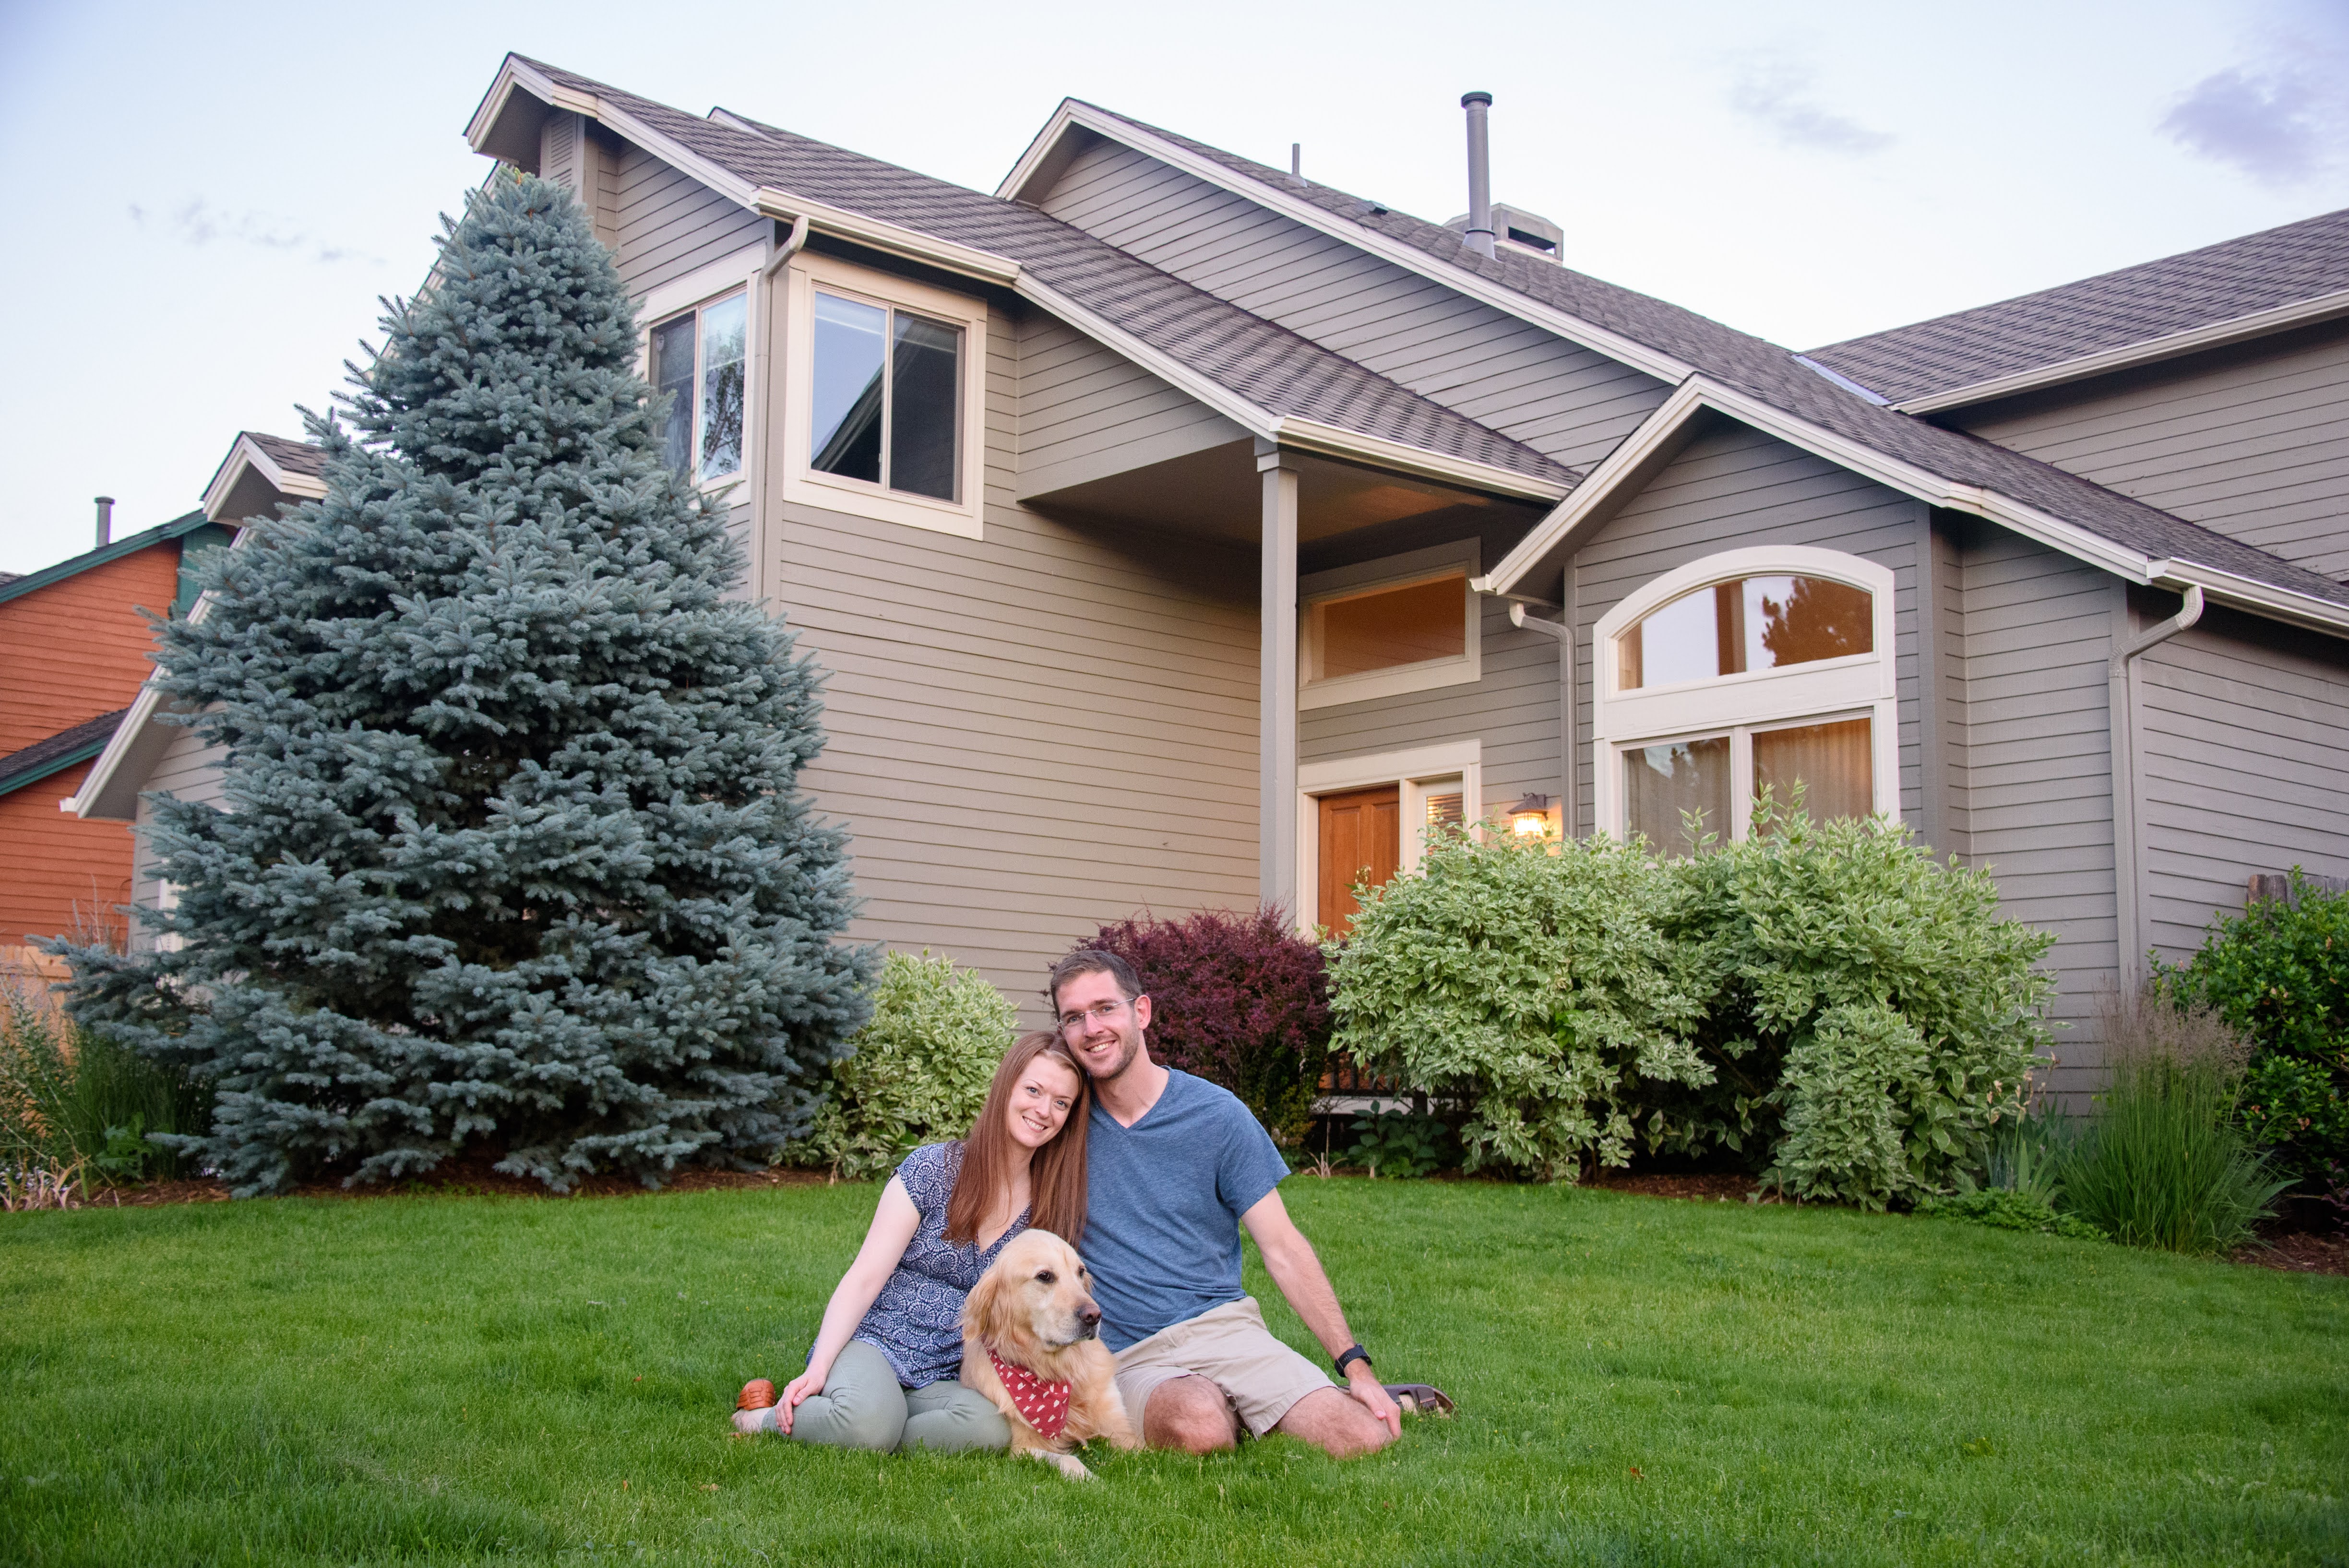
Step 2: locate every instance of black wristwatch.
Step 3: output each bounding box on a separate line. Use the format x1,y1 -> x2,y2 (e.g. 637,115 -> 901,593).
1333,1343 -> 1372,1378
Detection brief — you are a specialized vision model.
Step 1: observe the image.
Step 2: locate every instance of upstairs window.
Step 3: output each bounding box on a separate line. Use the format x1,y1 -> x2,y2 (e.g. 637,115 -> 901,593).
1298,542 -> 1482,710
1593,546 -> 1897,852
809,290 -> 964,502
649,291 -> 747,483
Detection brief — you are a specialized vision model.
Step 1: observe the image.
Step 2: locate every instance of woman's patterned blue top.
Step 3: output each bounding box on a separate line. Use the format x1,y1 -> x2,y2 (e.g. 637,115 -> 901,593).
848,1141 -> 1028,1388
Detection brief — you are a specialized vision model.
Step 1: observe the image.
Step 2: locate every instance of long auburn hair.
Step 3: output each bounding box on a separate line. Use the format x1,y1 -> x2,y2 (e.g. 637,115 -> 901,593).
944,1031 -> 1091,1246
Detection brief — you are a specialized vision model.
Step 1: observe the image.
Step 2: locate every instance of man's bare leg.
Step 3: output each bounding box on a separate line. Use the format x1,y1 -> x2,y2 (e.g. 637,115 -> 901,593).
1143,1375 -> 1240,1454
1272,1387 -> 1395,1459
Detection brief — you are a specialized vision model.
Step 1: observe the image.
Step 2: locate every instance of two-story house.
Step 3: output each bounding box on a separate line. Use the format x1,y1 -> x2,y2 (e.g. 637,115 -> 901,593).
75,55 -> 2349,1089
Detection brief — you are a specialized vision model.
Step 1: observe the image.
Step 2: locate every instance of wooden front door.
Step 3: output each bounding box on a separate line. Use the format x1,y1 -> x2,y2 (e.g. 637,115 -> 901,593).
1318,785 -> 1400,934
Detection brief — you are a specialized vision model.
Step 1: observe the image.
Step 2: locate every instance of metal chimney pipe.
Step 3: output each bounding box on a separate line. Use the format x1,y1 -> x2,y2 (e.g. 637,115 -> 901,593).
94,495 -> 115,548
1290,142 -> 1302,181
1461,92 -> 1495,258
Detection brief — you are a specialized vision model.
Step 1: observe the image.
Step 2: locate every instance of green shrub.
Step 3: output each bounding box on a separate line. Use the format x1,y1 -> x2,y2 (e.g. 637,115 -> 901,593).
2153,871 -> 2348,1183
783,952 -> 1015,1181
1341,1102 -> 1458,1178
2058,991 -> 2289,1255
1982,1106 -> 2070,1207
1,986 -> 208,1189
1667,807 -> 2053,1209
1915,1188 -> 2105,1241
1326,831 -> 1710,1182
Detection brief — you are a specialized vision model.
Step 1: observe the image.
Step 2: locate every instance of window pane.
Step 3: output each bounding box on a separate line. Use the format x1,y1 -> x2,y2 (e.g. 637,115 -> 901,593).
1747,576 -> 1872,670
1312,575 -> 1465,680
1753,717 -> 1873,826
1624,736 -> 1729,855
810,291 -> 885,484
652,315 -> 696,476
1620,585 -> 1720,689
697,293 -> 747,480
888,312 -> 961,500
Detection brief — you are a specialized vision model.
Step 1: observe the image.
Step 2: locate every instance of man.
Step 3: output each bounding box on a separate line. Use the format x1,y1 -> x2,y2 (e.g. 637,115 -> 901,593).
1051,949 -> 1400,1458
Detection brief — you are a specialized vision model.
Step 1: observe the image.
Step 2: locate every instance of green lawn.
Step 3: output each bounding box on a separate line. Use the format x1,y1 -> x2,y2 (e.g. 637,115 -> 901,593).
2,1179 -> 2342,1567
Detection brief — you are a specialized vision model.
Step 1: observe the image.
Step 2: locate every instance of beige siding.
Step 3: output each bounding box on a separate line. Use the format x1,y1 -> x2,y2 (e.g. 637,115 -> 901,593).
2135,605 -> 2349,961
610,142 -> 768,298
128,720 -> 225,950
1953,529 -> 2120,1093
762,298 -> 1262,1019
1565,418 -> 1928,832
1954,321 -> 2349,579
1036,138 -> 1671,472
1015,313 -> 1248,498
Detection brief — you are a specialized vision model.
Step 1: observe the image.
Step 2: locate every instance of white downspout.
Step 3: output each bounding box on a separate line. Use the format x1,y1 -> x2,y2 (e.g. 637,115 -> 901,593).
1509,600 -> 1574,839
746,214 -> 810,604
2109,582 -> 2204,989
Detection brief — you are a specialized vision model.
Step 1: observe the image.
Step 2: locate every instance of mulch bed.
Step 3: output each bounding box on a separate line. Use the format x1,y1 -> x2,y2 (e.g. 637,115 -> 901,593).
80,1162 -> 828,1208
1584,1171 -> 1774,1203
2234,1230 -> 2349,1276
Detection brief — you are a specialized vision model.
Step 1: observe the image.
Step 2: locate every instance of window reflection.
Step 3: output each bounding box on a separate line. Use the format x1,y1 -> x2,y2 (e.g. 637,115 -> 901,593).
1624,736 -> 1729,855
811,292 -> 886,484
652,314 -> 696,477
1618,575 -> 1871,689
1310,574 -> 1467,682
698,294 -> 746,480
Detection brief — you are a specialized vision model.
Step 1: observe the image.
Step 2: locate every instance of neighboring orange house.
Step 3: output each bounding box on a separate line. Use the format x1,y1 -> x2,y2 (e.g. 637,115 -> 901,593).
0,432 -> 322,946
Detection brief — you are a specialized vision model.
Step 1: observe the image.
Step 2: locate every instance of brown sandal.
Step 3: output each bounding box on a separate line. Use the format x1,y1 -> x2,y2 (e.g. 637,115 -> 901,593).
738,1378 -> 778,1412
1383,1382 -> 1455,1416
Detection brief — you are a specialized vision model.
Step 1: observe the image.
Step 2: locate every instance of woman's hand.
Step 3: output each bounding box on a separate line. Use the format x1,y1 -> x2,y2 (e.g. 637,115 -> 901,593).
775,1367 -> 827,1435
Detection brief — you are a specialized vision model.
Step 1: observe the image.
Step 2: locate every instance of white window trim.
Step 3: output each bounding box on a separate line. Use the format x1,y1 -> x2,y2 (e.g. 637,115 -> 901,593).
637,244 -> 767,496
780,250 -> 988,540
1591,546 -> 1898,843
1295,739 -> 1483,933
1297,539 -> 1481,711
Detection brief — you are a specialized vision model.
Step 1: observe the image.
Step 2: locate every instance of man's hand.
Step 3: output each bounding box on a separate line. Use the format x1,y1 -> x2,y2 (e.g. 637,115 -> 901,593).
1345,1362 -> 1402,1439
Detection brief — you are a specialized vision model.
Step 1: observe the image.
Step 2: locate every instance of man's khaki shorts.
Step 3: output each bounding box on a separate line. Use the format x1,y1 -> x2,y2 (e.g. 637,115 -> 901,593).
1112,1296 -> 1335,1438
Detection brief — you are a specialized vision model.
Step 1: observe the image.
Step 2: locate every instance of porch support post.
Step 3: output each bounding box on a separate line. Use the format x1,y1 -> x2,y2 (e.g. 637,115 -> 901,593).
1257,443 -> 1301,921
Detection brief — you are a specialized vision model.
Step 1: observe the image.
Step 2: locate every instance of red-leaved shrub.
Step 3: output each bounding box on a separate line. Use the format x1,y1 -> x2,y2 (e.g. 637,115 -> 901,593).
1073,907 -> 1330,1142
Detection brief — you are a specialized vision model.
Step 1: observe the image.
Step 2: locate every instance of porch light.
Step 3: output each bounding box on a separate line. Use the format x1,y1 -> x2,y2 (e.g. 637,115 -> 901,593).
1509,793 -> 1552,836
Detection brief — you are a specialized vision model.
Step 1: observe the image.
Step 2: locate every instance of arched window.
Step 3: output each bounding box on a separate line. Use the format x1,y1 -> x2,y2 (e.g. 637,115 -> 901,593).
1592,546 -> 1897,854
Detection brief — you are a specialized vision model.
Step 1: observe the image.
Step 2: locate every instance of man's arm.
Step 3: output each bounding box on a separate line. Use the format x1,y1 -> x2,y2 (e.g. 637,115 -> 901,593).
1240,1188 -> 1402,1438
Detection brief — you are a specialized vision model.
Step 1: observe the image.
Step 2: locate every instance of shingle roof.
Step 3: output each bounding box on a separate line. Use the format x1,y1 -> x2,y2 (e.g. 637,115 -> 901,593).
513,59 -> 1574,491
1070,104 -> 2349,609
245,431 -> 326,478
1804,208 -> 2349,406
0,708 -> 128,798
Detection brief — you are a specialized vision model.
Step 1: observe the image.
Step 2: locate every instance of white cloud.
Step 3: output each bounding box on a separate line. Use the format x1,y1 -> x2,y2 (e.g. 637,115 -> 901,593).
127,198 -> 381,265
2159,1 -> 2349,186
1728,56 -> 1894,156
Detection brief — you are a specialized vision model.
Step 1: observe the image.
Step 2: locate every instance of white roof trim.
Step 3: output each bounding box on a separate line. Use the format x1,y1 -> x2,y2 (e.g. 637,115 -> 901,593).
1890,285 -> 2349,414
201,434 -> 326,523
749,190 -> 1020,285
66,533 -> 249,821
998,100 -> 1694,388
1477,377 -> 2349,636
1015,273 -> 1566,502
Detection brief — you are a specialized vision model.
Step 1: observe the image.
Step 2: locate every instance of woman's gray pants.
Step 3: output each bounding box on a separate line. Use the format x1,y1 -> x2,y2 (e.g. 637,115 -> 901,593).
776,1340 -> 1009,1453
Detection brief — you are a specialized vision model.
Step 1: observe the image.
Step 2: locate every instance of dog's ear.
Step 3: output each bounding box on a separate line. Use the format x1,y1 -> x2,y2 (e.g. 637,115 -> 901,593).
963,1261 -> 1002,1342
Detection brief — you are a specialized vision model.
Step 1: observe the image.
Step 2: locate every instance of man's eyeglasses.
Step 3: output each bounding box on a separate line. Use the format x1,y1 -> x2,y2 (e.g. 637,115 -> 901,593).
1056,998 -> 1131,1035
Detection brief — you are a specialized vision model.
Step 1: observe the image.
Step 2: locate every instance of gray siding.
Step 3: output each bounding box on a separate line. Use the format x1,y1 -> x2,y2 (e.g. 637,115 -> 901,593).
1954,321 -> 2349,579
1564,419 -> 1927,835
1298,513 -> 1567,822
2135,605 -> 2349,960
1015,313 -> 1248,499
610,142 -> 767,298
1952,528 -> 2120,1092
1036,138 -> 1671,472
762,299 -> 1262,1018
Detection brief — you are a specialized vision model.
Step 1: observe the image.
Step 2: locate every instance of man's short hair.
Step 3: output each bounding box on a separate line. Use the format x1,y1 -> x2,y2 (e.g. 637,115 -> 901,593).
1049,949 -> 1143,1010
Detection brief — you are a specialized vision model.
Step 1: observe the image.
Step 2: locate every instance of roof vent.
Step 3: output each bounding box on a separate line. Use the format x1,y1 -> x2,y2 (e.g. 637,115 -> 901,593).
1446,202 -> 1566,264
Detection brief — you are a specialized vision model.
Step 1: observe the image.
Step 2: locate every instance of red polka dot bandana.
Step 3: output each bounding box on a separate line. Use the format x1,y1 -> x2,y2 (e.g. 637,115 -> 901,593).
988,1347 -> 1072,1439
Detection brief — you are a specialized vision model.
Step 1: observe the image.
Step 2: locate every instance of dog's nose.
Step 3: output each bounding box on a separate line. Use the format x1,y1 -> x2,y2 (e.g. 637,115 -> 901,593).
1079,1302 -> 1101,1329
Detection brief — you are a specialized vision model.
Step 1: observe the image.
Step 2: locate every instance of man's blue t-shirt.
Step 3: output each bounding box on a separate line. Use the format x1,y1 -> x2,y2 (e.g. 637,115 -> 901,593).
1080,1068 -> 1292,1352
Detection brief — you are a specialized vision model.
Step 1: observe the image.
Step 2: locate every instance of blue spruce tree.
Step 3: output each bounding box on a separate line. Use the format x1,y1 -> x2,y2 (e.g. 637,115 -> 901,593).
54,175 -> 872,1195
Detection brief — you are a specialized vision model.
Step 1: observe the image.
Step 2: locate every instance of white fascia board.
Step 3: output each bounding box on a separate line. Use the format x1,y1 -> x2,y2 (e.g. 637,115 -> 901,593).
1479,376 -> 2349,638
1000,103 -> 1693,388
750,190 -> 1020,285
201,435 -> 326,522
1892,287 -> 2349,414
1014,273 -> 1276,438
1271,418 -> 1569,502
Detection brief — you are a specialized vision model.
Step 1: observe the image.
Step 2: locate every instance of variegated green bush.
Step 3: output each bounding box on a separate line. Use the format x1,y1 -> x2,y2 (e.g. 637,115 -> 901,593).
1324,831 -> 1711,1182
783,951 -> 1016,1181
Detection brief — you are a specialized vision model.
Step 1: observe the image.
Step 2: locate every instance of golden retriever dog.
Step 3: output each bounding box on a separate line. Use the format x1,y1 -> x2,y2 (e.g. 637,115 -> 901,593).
961,1230 -> 1138,1479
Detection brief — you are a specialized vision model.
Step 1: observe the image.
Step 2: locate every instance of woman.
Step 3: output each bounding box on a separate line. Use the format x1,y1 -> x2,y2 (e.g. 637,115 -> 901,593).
733,1031 -> 1091,1452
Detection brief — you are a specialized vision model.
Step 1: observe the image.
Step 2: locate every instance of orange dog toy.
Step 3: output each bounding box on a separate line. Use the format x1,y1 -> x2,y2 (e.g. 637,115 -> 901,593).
737,1379 -> 778,1412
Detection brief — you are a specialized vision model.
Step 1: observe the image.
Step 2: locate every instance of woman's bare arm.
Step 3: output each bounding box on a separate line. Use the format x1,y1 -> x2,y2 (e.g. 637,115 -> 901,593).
777,1176 -> 921,1432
